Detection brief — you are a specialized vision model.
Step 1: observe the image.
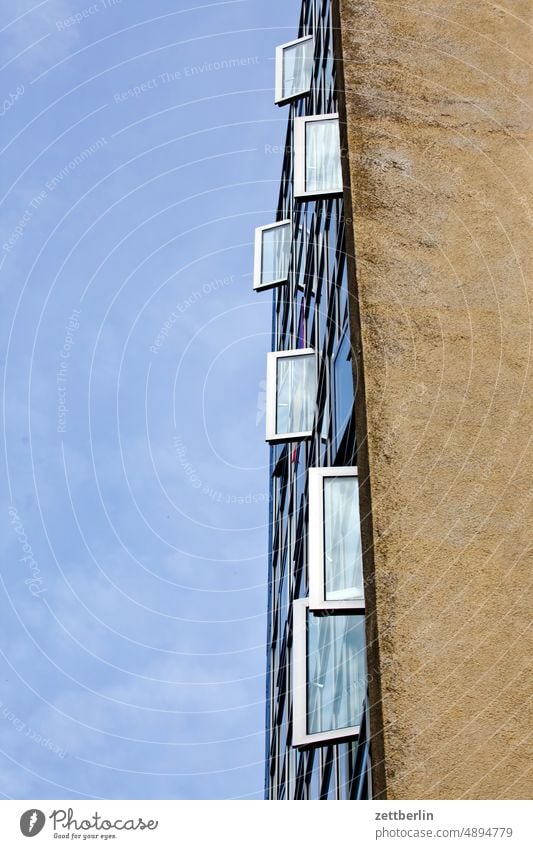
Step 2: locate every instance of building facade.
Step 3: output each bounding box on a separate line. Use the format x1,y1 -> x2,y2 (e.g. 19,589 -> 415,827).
255,0 -> 531,801
335,0 -> 532,799
255,0 -> 531,802
254,0 -> 371,800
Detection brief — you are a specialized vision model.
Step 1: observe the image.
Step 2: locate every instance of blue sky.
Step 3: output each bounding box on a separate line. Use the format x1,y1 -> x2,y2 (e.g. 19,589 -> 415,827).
0,0 -> 299,799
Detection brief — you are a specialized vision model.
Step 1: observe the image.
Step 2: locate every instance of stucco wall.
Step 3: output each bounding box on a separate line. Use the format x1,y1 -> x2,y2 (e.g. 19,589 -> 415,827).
337,0 -> 532,798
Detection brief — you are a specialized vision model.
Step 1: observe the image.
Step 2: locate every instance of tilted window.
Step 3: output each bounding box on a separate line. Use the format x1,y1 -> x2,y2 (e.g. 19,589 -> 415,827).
292,599 -> 366,746
308,467 -> 364,610
253,220 -> 291,291
294,114 -> 343,199
275,36 -> 314,105
266,349 -> 316,443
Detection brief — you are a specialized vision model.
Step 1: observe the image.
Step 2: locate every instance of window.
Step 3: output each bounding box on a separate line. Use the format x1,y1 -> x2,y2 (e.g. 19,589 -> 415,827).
294,114 -> 342,199
275,35 -> 314,105
333,335 -> 354,451
254,220 -> 291,291
266,349 -> 316,443
308,467 -> 364,609
293,599 -> 366,746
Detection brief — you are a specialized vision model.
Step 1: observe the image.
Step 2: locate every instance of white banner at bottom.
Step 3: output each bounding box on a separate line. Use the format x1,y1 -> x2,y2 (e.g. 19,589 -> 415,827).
0,799 -> 530,848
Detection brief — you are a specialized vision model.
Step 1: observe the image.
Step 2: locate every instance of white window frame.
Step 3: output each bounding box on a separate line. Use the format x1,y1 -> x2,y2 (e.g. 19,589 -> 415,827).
253,219 -> 291,292
292,598 -> 363,747
309,466 -> 365,610
294,113 -> 343,200
275,35 -> 314,106
265,348 -> 316,443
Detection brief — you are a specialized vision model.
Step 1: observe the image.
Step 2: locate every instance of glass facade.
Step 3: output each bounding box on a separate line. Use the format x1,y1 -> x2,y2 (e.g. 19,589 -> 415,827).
260,0 -> 371,799
333,334 -> 353,451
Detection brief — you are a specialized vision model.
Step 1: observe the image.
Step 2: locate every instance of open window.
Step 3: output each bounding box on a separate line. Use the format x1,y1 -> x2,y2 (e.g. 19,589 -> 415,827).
308,467 -> 364,610
266,349 -> 316,443
275,35 -> 314,105
294,114 -> 343,200
292,599 -> 366,746
253,220 -> 291,291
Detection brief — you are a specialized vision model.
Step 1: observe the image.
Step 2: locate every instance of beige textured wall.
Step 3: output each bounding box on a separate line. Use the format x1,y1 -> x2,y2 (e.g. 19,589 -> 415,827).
337,0 -> 533,798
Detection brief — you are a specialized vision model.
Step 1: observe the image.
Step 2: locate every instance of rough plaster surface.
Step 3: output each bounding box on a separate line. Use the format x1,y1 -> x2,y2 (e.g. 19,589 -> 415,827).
338,0 -> 532,798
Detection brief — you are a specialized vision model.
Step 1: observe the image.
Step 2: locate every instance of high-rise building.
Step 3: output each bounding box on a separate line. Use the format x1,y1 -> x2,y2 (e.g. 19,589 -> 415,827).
254,0 -> 531,801
254,0 -> 371,800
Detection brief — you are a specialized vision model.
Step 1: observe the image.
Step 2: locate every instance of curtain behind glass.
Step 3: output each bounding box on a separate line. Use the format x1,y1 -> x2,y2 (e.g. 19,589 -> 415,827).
276,354 -> 315,435
305,119 -> 342,194
307,612 -> 365,735
324,477 -> 363,600
261,223 -> 290,285
282,39 -> 313,100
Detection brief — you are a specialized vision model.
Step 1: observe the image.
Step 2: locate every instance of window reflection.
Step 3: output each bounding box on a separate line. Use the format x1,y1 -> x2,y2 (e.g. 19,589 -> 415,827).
333,335 -> 354,449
